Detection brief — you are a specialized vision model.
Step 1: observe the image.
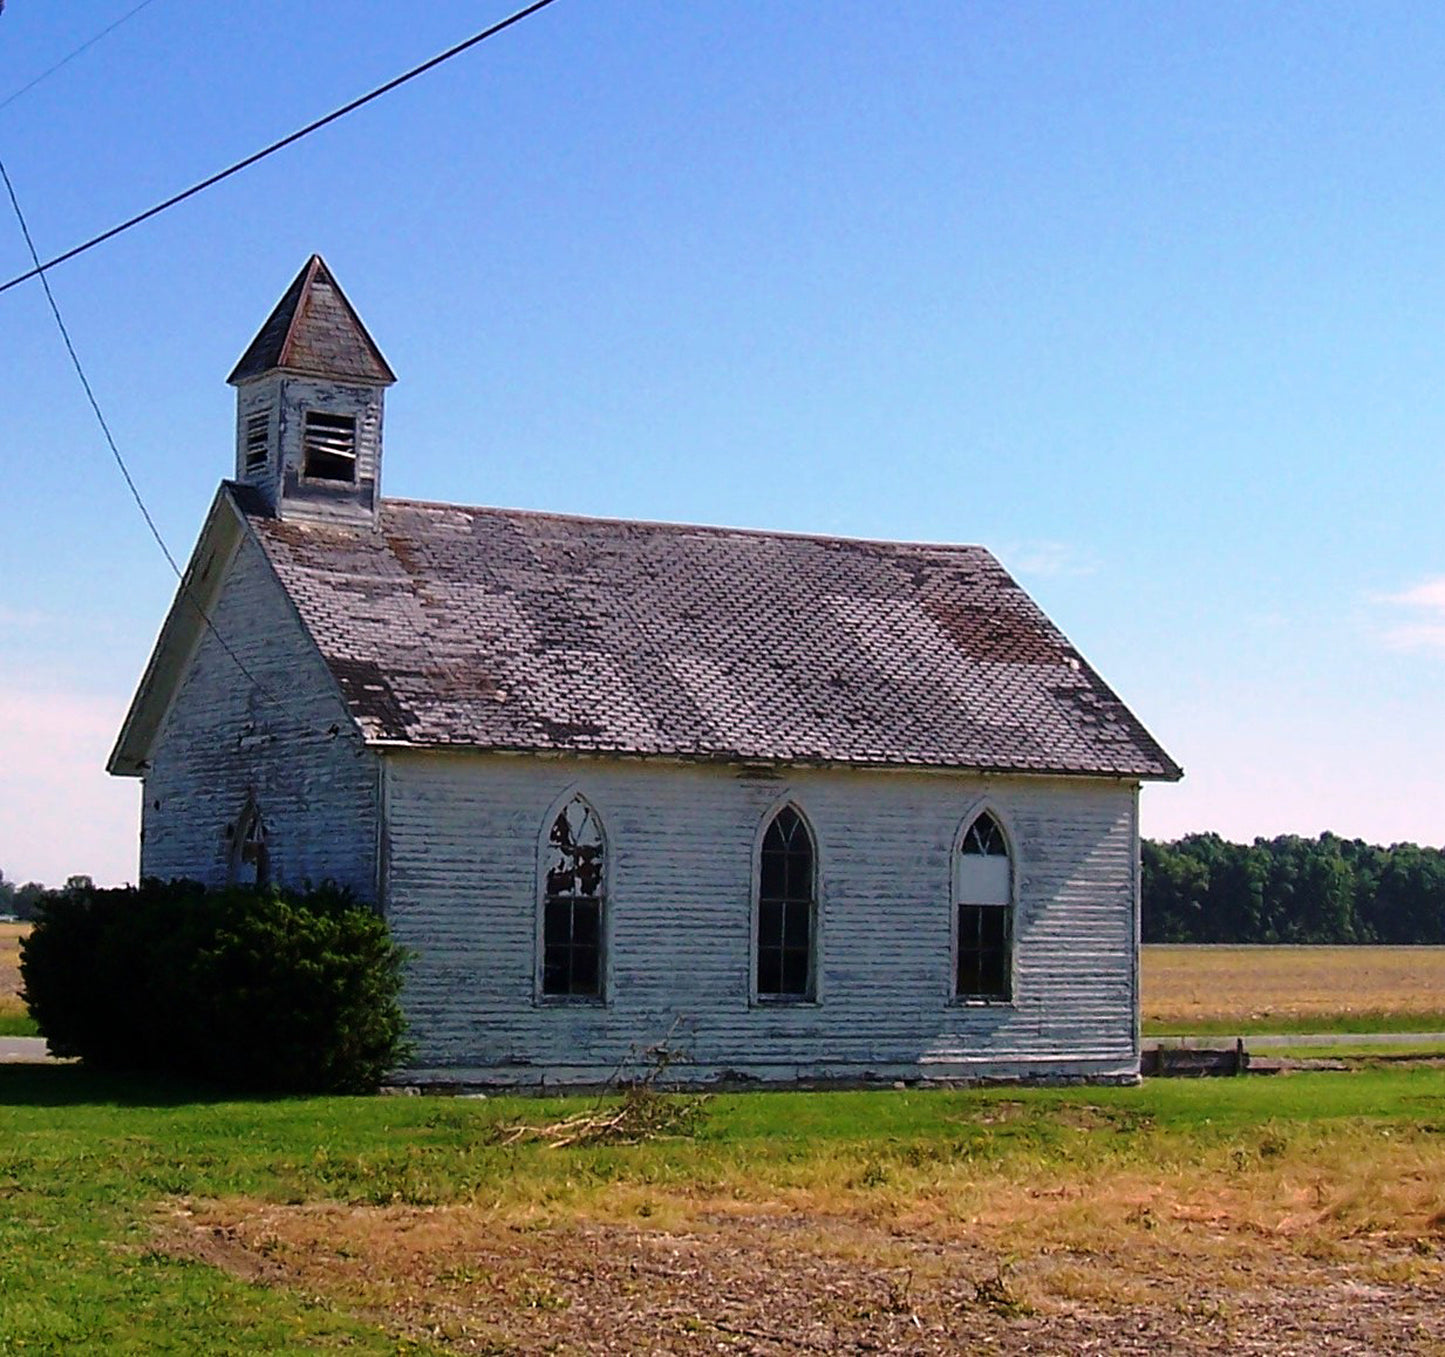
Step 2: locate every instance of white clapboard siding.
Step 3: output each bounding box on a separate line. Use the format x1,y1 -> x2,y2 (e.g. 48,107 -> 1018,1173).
383,752 -> 1141,1086
140,534 -> 380,897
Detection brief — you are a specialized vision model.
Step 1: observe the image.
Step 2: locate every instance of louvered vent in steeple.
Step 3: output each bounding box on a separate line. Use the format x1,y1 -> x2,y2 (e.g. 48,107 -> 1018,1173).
243,410 -> 271,474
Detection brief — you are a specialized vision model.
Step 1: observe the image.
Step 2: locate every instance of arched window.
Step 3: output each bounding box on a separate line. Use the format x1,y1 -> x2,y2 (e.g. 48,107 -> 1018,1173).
230,801 -> 270,888
757,806 -> 816,1000
955,811 -> 1012,1000
542,797 -> 606,999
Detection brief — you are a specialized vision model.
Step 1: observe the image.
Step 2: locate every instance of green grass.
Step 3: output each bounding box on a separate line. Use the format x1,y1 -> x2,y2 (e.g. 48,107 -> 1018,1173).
1144,1010 -> 1445,1038
0,1011 -> 39,1037
4,1067 -> 1445,1351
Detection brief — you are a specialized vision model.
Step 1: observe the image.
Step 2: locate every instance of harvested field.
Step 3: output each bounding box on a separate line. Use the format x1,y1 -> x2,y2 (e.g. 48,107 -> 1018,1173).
1142,945 -> 1445,1034
0,922 -> 26,1018
166,1127 -> 1445,1355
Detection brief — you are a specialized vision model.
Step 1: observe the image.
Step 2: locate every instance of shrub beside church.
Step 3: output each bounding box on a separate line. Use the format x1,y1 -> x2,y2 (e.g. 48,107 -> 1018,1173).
20,880 -> 408,1093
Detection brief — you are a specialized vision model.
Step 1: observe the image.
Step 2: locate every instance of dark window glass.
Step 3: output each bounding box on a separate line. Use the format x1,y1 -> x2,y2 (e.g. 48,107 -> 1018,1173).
542,799 -> 605,998
757,948 -> 782,996
957,903 -> 1012,998
757,806 -> 815,999
760,850 -> 785,901
780,947 -> 809,995
961,812 -> 1007,857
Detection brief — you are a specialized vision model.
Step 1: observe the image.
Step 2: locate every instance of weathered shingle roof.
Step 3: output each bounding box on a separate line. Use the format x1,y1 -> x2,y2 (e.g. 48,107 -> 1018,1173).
237,488 -> 1180,780
227,255 -> 395,386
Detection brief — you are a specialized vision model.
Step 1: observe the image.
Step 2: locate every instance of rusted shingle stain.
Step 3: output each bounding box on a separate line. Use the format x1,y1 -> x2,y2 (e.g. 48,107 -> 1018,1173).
326,657 -> 416,734
921,595 -> 1066,666
241,491 -> 1180,779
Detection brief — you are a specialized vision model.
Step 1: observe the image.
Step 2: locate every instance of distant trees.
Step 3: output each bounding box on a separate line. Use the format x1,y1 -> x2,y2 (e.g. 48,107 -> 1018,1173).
1142,834 -> 1445,944
0,868 -> 52,921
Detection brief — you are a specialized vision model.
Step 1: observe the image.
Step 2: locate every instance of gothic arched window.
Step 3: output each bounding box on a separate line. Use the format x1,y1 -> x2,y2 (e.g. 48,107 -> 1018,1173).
541,797 -> 606,999
756,806 -> 816,1000
955,811 -> 1012,1000
230,801 -> 270,888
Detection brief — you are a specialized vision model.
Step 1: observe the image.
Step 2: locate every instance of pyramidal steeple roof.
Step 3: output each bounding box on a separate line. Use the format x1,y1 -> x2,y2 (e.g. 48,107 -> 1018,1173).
227,254 -> 395,386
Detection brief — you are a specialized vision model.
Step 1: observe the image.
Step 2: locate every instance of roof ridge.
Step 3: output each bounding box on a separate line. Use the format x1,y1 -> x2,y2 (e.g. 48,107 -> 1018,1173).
378,494 -> 995,555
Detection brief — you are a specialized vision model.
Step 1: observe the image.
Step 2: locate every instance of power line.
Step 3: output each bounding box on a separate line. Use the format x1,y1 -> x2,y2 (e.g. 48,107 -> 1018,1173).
0,158 -> 182,576
0,0 -> 560,298
0,0 -> 163,116
0,155 -> 289,715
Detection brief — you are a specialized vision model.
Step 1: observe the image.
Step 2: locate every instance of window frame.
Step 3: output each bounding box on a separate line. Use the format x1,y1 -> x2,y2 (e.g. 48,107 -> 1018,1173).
535,791 -> 609,1005
751,800 -> 821,1005
951,806 -> 1016,1004
300,409 -> 360,485
228,798 -> 270,888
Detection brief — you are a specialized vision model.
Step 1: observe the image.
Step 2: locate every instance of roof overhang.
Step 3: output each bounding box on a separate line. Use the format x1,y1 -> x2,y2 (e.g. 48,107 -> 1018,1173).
107,488 -> 249,777
362,739 -> 1182,782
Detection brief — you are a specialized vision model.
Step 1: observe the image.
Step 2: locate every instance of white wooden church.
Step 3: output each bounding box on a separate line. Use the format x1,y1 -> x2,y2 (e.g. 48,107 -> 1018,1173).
110,257 -> 1180,1087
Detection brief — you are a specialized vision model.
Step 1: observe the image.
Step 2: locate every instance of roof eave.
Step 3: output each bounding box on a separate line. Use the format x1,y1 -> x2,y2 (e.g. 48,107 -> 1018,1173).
107,488 -> 249,777
360,737 -> 1180,781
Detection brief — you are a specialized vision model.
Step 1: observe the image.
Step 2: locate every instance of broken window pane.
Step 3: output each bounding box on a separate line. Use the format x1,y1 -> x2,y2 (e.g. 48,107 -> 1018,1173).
962,812 -> 1007,857
230,804 -> 269,888
542,798 -> 605,999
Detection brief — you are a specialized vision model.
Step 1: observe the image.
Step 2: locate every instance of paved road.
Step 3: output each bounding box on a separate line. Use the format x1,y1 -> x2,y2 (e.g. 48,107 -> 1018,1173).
1152,1032 -> 1445,1049
0,1037 -> 63,1063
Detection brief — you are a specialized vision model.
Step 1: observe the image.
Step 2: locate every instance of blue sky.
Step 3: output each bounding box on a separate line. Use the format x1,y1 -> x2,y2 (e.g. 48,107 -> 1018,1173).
1,1 -> 1442,886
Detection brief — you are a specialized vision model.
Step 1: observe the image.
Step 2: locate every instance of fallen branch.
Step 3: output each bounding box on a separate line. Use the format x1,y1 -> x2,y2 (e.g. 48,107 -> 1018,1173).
492,1025 -> 710,1148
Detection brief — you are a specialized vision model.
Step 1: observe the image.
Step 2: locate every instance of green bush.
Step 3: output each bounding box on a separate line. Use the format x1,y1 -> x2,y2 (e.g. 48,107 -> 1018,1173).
20,880 -> 409,1093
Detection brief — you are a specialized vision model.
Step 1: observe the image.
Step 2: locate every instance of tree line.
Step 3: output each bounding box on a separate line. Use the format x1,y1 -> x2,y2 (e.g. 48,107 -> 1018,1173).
0,870 -> 93,920
1143,834 -> 1445,945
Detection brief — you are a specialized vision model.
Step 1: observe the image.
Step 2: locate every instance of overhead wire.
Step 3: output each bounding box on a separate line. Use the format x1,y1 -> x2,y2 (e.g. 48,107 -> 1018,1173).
0,0 -> 164,116
0,154 -> 290,716
0,0 -> 560,297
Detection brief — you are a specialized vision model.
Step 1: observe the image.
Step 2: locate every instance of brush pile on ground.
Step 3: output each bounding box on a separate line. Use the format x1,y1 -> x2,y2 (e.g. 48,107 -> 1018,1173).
19,879 -> 408,1093
494,1081 -> 710,1148
494,1042 -> 710,1147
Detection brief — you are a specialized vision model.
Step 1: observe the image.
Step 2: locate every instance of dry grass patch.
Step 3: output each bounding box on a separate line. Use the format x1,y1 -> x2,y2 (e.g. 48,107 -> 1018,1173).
162,1126 -> 1445,1355
1142,945 -> 1445,1031
0,922 -> 28,1019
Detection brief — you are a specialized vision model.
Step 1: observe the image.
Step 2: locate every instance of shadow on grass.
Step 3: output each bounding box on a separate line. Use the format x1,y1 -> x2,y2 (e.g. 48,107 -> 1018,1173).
0,1063 -> 306,1109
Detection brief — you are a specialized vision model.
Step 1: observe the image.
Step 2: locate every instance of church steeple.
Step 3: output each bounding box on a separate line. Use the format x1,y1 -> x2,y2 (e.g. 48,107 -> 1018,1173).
228,256 -> 395,525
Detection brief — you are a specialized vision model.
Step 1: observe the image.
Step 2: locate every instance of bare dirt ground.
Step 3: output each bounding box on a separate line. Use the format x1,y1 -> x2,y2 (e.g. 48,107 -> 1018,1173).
0,922 -> 26,1017
162,1197 -> 1445,1355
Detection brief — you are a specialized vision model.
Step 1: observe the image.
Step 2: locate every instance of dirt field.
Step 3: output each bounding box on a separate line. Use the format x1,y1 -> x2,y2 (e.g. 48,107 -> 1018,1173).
168,1143 -> 1445,1355
1142,945 -> 1445,1030
0,922 -> 26,1018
